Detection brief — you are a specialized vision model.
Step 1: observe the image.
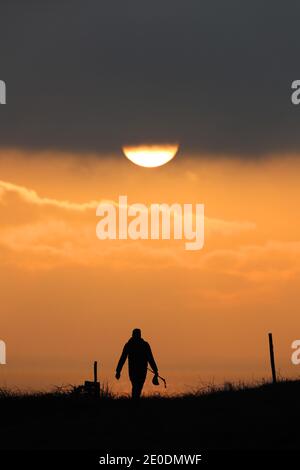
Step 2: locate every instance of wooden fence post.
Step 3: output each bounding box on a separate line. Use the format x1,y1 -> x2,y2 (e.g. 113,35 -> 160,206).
268,332 -> 277,384
94,361 -> 98,383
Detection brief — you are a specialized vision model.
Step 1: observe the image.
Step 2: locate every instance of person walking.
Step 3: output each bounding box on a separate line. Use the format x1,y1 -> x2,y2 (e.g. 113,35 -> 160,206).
115,328 -> 158,399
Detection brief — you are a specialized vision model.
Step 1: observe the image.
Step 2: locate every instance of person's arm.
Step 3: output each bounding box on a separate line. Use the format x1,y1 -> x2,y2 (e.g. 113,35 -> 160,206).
147,343 -> 158,375
115,343 -> 128,378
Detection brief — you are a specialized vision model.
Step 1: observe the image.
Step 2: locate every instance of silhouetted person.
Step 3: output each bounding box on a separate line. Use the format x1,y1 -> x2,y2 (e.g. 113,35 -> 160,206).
115,328 -> 158,399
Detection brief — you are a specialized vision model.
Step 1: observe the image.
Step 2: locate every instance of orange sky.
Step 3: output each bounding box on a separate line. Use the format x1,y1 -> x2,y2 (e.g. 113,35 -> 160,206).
0,149 -> 300,394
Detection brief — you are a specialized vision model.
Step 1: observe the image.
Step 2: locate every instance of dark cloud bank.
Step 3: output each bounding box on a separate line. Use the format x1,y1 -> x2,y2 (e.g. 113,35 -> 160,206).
1,0 -> 300,158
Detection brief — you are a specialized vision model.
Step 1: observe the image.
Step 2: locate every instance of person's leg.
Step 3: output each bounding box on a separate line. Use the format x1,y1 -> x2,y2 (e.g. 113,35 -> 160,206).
131,379 -> 145,399
135,380 -> 144,399
131,381 -> 138,399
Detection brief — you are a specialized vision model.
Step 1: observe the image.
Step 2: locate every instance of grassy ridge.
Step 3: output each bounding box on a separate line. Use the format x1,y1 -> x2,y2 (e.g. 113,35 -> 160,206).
0,379 -> 299,450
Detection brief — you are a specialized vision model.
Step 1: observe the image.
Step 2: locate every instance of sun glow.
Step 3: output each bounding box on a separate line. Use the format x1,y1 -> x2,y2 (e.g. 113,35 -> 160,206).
122,144 -> 179,168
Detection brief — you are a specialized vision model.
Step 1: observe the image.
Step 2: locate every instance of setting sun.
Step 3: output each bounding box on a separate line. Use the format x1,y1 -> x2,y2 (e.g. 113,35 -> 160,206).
122,144 -> 179,168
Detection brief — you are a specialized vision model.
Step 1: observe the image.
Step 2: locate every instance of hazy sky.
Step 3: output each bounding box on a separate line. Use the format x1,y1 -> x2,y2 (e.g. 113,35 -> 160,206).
0,151 -> 300,392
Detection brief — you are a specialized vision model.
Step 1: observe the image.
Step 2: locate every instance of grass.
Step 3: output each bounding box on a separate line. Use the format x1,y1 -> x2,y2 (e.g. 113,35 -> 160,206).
0,378 -> 299,450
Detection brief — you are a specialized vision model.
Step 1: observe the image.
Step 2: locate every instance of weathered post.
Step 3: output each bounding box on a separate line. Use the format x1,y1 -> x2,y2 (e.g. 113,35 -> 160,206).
268,332 -> 277,384
83,361 -> 100,397
93,361 -> 100,397
94,361 -> 98,383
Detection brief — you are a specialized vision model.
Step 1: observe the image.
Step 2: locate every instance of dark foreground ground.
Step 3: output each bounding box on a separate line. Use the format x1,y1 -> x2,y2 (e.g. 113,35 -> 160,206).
0,379 -> 299,451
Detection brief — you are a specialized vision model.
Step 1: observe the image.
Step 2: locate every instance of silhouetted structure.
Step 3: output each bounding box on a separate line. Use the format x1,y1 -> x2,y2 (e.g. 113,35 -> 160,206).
74,361 -> 100,397
116,328 -> 158,399
268,333 -> 277,384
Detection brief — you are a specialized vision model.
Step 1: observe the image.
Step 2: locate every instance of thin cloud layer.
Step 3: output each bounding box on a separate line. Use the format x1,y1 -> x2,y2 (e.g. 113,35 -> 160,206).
0,179 -> 256,269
